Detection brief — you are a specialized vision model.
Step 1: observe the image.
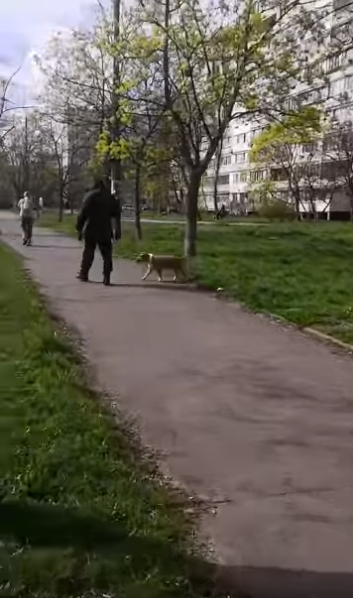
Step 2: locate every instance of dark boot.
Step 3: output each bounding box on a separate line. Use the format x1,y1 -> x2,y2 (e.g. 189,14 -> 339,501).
99,241 -> 113,286
103,272 -> 111,286
77,239 -> 95,282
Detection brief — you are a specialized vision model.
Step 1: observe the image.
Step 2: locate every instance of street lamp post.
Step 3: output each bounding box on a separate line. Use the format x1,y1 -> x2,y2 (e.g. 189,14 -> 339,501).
111,0 -> 122,197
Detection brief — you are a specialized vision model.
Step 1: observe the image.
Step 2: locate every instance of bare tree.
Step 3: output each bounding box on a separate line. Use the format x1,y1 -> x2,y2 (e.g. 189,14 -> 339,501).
4,113 -> 42,198
0,68 -> 22,145
301,151 -> 339,218
37,115 -> 94,220
3,111 -> 93,214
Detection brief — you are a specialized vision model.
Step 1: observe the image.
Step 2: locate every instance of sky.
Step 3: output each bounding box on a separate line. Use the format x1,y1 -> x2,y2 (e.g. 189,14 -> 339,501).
0,0 -> 107,105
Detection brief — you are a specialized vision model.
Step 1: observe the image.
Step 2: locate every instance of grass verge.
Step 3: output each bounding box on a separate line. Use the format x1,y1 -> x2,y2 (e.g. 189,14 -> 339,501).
0,242 -> 208,598
39,214 -> 353,346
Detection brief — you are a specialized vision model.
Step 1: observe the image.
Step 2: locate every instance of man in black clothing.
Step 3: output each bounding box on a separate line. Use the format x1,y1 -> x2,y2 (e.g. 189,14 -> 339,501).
76,179 -> 121,285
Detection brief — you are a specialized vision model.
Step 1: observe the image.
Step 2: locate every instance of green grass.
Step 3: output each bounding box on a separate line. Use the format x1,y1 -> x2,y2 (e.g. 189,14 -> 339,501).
39,214 -> 353,345
132,211 -> 267,224
0,243 -> 210,598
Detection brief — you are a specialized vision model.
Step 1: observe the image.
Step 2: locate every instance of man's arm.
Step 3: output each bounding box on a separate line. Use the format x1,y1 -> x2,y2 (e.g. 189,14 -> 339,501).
76,192 -> 93,237
111,196 -> 121,241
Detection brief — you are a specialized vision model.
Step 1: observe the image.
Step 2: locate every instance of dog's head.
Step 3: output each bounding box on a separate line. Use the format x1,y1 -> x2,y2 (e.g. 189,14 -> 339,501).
135,252 -> 151,263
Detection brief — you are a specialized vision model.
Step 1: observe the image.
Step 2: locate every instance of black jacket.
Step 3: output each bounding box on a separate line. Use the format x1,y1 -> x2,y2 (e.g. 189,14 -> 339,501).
76,187 -> 121,242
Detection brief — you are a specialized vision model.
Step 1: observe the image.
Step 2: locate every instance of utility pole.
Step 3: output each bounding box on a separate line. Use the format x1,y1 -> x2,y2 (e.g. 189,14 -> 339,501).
24,115 -> 29,192
111,0 -> 122,197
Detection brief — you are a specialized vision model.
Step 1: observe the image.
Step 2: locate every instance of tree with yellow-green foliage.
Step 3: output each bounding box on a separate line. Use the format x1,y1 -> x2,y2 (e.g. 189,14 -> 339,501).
127,0 -> 330,254
34,0 -> 340,250
249,107 -> 326,218
93,0 -> 332,252
95,53 -> 176,239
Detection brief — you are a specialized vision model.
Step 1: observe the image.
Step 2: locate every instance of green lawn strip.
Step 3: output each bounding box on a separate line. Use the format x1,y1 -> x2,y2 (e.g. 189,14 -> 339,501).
0,243 -> 207,598
38,214 -> 353,346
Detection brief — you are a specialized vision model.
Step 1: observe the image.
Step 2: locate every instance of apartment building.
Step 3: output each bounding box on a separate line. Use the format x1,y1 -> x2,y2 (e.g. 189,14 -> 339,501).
201,0 -> 353,217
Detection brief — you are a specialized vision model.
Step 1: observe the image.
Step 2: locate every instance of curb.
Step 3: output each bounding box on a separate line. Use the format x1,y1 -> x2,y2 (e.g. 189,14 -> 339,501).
303,326 -> 353,353
267,312 -> 353,354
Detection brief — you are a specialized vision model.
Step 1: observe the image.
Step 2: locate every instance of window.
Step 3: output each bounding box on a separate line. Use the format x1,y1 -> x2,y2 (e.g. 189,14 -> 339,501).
296,87 -> 324,106
344,75 -> 353,90
218,174 -> 229,186
323,135 -> 336,152
328,54 -> 340,71
217,193 -> 229,204
233,173 -> 239,183
327,52 -> 347,73
222,154 -> 232,166
240,171 -> 248,182
302,143 -> 317,154
250,170 -> 265,182
330,79 -> 342,97
270,168 -> 287,181
234,133 -> 248,144
223,136 -> 231,147
234,152 -> 247,163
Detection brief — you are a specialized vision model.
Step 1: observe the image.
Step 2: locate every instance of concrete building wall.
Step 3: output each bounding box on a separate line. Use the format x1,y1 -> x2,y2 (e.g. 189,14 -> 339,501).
201,0 -> 353,217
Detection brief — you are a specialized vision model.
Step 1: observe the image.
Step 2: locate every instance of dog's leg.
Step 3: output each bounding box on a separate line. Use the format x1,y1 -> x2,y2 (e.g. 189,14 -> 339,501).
180,262 -> 188,282
142,264 -> 151,280
157,269 -> 163,282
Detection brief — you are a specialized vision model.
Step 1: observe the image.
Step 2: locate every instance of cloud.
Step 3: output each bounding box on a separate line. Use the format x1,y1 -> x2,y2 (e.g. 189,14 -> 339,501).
0,0 -> 105,96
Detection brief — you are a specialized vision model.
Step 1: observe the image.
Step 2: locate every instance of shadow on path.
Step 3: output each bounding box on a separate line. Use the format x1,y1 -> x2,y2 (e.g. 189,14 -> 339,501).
27,244 -> 79,250
1,499 -> 353,598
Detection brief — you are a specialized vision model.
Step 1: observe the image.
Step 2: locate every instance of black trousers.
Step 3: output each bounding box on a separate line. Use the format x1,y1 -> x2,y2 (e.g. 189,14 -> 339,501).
79,237 -> 113,278
21,216 -> 33,241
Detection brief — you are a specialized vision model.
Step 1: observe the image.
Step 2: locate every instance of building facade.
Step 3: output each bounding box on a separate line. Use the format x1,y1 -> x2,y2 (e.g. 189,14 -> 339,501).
201,0 -> 353,217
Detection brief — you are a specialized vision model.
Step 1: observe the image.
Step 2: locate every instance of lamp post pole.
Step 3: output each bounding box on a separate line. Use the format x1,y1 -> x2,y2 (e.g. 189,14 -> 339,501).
111,0 -> 122,197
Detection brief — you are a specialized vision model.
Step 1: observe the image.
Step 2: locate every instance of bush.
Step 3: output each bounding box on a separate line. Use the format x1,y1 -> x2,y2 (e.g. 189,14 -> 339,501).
257,198 -> 296,221
0,197 -> 15,209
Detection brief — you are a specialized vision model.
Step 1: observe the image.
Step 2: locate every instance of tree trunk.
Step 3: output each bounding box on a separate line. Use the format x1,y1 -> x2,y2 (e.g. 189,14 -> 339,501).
58,192 -> 64,222
134,164 -> 142,241
184,173 -> 201,256
293,193 -> 302,220
213,170 -> 219,214
213,138 -> 223,213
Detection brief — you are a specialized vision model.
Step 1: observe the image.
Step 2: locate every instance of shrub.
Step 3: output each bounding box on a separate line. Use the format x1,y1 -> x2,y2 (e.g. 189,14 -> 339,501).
258,198 -> 296,221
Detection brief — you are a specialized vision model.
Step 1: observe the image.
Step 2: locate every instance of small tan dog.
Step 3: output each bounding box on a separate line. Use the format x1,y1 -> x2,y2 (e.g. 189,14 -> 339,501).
136,253 -> 188,282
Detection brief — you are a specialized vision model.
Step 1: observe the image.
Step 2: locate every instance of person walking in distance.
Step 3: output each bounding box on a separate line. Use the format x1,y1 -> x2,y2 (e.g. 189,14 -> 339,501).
38,196 -> 44,218
76,179 -> 121,286
18,191 -> 35,246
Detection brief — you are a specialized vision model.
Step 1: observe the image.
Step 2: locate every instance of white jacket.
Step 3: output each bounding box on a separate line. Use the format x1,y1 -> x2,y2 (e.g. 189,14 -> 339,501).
18,196 -> 34,218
